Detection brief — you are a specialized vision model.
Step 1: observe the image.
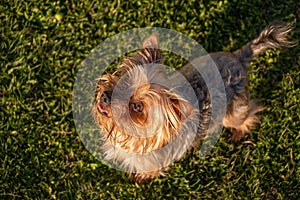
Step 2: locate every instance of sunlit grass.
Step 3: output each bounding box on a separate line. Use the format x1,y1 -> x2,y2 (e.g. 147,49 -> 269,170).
0,0 -> 299,199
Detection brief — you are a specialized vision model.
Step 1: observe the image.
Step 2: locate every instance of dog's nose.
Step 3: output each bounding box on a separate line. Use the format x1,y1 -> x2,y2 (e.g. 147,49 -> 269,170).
130,100 -> 144,112
100,91 -> 111,106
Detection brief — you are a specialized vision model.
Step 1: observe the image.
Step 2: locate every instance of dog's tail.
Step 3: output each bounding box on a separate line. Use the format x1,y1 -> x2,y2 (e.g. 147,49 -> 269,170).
234,22 -> 296,65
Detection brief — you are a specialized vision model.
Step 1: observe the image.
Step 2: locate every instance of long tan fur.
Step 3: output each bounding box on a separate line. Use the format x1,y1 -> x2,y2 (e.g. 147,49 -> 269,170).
93,22 -> 295,183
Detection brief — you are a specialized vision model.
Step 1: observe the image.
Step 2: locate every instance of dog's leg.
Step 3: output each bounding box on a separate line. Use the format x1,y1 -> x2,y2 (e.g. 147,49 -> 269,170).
133,170 -> 166,184
223,89 -> 264,141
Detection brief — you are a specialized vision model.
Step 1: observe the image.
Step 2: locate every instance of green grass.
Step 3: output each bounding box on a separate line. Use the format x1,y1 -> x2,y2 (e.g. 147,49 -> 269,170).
1,0 -> 299,199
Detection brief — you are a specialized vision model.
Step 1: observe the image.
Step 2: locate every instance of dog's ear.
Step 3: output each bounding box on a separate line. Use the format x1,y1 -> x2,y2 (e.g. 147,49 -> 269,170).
142,33 -> 159,49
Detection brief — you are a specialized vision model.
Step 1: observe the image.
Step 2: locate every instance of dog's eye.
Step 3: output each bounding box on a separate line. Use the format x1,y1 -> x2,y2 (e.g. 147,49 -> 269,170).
129,100 -> 144,112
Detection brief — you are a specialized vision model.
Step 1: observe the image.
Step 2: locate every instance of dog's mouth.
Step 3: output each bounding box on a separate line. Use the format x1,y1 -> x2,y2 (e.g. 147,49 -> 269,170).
96,91 -> 112,117
97,103 -> 108,116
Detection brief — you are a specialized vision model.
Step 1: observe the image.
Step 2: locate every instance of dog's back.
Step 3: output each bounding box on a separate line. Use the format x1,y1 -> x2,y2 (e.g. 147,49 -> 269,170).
180,22 -> 296,141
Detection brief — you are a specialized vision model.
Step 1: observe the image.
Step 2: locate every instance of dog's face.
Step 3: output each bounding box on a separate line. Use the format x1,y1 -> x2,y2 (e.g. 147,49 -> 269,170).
92,34 -> 196,154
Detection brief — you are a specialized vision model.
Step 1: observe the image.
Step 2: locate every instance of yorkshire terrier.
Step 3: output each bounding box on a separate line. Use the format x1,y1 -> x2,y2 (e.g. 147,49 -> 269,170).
92,22 -> 295,183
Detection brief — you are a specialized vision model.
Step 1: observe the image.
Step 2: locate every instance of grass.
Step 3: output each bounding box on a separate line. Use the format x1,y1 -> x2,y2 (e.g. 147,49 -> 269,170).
1,0 -> 299,199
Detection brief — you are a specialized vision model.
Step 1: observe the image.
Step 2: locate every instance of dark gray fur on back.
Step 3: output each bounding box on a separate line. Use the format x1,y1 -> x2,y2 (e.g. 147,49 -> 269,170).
178,21 -> 295,135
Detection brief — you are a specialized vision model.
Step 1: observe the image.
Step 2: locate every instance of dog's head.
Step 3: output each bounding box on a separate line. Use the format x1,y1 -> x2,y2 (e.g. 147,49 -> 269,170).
93,34 -> 196,153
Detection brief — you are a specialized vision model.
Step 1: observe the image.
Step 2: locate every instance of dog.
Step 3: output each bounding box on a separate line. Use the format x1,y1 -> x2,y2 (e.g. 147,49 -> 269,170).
92,22 -> 295,183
